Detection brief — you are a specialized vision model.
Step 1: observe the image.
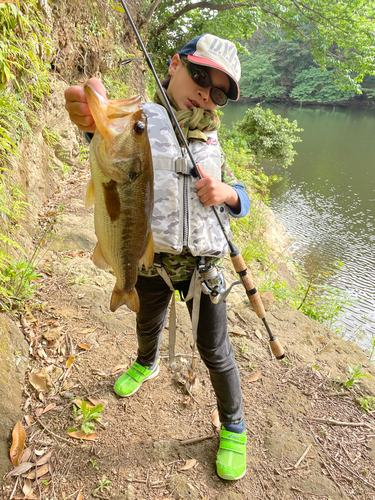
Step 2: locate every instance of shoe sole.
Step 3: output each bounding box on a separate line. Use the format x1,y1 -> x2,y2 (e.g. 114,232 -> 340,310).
114,365 -> 160,398
217,467 -> 246,481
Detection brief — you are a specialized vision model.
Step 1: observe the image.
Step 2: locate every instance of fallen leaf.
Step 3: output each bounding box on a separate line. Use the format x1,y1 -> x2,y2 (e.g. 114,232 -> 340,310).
28,373 -> 47,392
72,399 -> 94,410
87,396 -> 105,407
76,491 -> 83,500
34,449 -> 46,456
254,329 -> 262,339
211,409 -> 221,431
248,370 -> 262,383
24,415 -> 35,427
66,355 -> 75,368
35,407 -> 44,417
6,462 -> 34,478
22,478 -> 32,496
112,364 -> 128,374
19,447 -> 32,464
79,328 -> 93,334
77,343 -> 91,350
178,459 -> 197,471
41,403 -> 56,415
67,431 -> 98,441
10,420 -> 26,466
36,451 -> 53,466
26,463 -> 49,479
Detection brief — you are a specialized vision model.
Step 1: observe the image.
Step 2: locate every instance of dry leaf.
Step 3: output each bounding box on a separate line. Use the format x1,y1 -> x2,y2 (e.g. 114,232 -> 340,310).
35,407 -> 44,417
178,459 -> 197,471
211,409 -> 221,431
36,451 -> 53,466
67,431 -> 98,441
87,396 -> 105,407
22,478 -> 32,496
76,491 -> 83,500
26,464 -> 49,479
66,355 -> 75,368
6,462 -> 33,478
254,329 -> 262,340
28,373 -> 47,392
34,449 -> 45,456
248,370 -> 262,383
24,416 -> 34,427
79,328 -> 93,334
112,364 -> 128,374
72,399 -> 94,410
10,420 -> 26,466
41,403 -> 56,415
19,447 -> 32,464
77,343 -> 91,350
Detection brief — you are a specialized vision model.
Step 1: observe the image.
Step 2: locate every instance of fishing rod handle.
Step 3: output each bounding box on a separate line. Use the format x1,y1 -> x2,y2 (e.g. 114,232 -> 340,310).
230,251 -> 266,319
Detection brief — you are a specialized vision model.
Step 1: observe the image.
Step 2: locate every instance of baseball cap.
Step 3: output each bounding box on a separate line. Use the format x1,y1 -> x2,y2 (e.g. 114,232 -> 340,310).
178,34 -> 241,101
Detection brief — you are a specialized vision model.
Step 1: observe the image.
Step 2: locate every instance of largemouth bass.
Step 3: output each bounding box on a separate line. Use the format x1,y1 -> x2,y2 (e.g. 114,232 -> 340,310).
84,85 -> 154,313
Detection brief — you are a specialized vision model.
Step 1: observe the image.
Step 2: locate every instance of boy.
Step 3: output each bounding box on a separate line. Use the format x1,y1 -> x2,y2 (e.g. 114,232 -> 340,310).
65,34 -> 250,480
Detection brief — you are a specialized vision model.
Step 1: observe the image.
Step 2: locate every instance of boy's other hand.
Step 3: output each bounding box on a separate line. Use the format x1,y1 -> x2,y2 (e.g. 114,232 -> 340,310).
195,164 -> 240,212
64,78 -> 107,133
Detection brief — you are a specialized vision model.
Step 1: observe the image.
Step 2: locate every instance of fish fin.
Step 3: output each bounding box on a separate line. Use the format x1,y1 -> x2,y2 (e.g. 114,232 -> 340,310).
138,232 -> 154,270
84,84 -> 115,142
110,285 -> 140,313
85,178 -> 95,208
92,242 -> 111,271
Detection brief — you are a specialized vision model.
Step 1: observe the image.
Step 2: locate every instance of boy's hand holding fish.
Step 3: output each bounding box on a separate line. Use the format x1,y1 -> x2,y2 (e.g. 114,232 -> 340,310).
65,78 -> 105,133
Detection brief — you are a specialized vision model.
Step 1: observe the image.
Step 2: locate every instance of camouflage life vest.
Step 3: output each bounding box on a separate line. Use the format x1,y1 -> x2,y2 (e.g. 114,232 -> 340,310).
143,102 -> 232,258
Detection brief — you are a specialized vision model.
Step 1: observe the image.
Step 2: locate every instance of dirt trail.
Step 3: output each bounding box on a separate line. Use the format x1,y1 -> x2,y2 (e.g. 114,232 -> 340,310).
2,160 -> 375,500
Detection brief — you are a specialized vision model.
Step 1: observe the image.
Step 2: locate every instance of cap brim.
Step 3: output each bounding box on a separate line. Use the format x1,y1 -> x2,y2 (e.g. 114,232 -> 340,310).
187,54 -> 240,101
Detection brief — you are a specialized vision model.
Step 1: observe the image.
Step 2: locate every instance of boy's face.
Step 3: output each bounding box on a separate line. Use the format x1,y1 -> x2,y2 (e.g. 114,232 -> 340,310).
167,55 -> 230,111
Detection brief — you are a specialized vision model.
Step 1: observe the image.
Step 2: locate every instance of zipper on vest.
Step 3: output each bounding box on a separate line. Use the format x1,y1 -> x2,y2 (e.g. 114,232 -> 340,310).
181,148 -> 189,246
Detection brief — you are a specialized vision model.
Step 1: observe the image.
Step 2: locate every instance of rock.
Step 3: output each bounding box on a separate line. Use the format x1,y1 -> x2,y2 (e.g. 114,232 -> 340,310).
0,314 -> 29,477
42,327 -> 62,342
260,291 -> 275,311
167,474 -> 200,499
215,492 -> 243,500
152,439 -> 181,462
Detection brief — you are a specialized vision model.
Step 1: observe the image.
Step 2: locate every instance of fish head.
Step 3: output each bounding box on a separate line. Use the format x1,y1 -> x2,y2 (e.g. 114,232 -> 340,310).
84,85 -> 150,184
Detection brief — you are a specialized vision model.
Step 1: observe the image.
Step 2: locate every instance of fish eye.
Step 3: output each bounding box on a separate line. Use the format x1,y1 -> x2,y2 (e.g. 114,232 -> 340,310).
134,121 -> 145,134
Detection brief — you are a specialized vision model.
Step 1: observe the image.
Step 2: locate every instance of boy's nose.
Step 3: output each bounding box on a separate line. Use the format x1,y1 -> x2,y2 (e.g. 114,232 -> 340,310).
197,87 -> 210,101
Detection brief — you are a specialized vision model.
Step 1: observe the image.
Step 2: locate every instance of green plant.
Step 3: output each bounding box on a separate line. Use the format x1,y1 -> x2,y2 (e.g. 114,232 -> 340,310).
89,459 -> 99,471
68,400 -> 103,435
93,476 -> 111,495
345,365 -> 372,388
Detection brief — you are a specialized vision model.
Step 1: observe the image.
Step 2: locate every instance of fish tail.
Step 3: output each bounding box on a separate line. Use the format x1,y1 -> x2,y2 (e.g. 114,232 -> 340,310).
110,284 -> 140,313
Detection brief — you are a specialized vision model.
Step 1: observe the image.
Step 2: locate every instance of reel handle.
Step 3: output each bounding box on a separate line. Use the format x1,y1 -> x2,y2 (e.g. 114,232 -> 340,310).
230,249 -> 285,360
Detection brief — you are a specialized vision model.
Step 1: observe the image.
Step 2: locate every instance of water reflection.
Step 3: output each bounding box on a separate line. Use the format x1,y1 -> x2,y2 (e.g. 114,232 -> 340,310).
222,103 -> 375,349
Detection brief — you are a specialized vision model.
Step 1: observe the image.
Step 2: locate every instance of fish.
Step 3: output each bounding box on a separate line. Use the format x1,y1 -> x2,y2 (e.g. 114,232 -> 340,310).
84,84 -> 154,313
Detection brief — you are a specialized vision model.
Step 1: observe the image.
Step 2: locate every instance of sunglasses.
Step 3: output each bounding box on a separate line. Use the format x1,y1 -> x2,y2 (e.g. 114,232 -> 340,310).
181,59 -> 228,107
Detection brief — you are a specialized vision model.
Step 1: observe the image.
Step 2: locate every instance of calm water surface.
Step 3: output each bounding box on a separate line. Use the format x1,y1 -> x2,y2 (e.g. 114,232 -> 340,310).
222,103 -> 375,348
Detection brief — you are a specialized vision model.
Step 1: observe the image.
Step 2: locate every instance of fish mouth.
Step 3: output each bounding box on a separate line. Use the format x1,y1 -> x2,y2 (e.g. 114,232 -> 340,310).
188,99 -> 200,108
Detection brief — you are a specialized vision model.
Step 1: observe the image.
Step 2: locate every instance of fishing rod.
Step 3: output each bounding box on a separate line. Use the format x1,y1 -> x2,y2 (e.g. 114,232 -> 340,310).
118,0 -> 284,360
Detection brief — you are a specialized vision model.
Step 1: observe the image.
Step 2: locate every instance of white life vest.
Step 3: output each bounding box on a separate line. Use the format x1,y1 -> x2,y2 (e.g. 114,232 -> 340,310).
143,102 -> 232,258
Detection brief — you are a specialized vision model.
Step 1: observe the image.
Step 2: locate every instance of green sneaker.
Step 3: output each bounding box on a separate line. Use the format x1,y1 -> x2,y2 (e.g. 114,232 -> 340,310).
216,427 -> 247,480
113,360 -> 159,397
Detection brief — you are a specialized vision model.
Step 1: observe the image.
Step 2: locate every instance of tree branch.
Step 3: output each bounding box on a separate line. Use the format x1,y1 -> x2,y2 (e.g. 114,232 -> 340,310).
144,0 -> 163,25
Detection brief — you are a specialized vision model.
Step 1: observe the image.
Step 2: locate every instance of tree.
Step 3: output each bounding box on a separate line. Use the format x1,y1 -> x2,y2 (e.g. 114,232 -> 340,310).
141,0 -> 375,91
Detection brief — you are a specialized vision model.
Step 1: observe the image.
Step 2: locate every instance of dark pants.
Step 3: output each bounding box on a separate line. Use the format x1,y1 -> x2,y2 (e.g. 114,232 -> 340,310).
135,274 -> 244,425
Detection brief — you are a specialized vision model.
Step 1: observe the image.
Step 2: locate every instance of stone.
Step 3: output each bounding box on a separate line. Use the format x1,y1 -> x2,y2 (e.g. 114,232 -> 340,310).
260,291 -> 275,311
152,439 -> 181,462
42,327 -> 62,342
167,474 -> 200,499
0,314 -> 29,477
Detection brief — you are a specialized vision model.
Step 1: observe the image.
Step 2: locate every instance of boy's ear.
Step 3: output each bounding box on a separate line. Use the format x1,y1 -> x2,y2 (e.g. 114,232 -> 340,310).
168,54 -> 181,76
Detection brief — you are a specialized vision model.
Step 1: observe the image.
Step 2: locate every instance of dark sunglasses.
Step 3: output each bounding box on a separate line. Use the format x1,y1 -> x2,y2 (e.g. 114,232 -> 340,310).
181,59 -> 228,107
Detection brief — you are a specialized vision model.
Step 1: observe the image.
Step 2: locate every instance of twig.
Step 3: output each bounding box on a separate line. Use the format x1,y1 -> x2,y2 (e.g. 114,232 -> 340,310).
180,433 -> 216,445
62,490 -> 80,500
308,417 -> 373,429
182,412 -> 197,440
291,486 -> 329,498
9,477 -> 19,500
185,383 -> 200,405
36,418 -> 72,444
294,444 -> 312,468
272,393 -> 291,420
302,419 -> 375,490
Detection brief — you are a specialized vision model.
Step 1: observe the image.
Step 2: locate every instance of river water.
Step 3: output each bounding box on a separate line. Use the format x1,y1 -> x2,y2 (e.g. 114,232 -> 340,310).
222,103 -> 375,349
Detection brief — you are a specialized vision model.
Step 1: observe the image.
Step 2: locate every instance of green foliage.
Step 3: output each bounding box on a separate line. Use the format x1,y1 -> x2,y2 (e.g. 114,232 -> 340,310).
345,365 -> 372,388
89,459 -> 99,471
69,400 -> 103,435
357,396 -> 375,414
93,476 -> 111,495
240,53 -> 285,100
0,258 -> 40,301
290,67 -> 356,102
231,104 -> 303,168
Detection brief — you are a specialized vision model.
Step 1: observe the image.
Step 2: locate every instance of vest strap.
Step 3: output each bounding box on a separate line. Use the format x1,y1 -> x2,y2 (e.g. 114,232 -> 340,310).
153,156 -> 219,178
